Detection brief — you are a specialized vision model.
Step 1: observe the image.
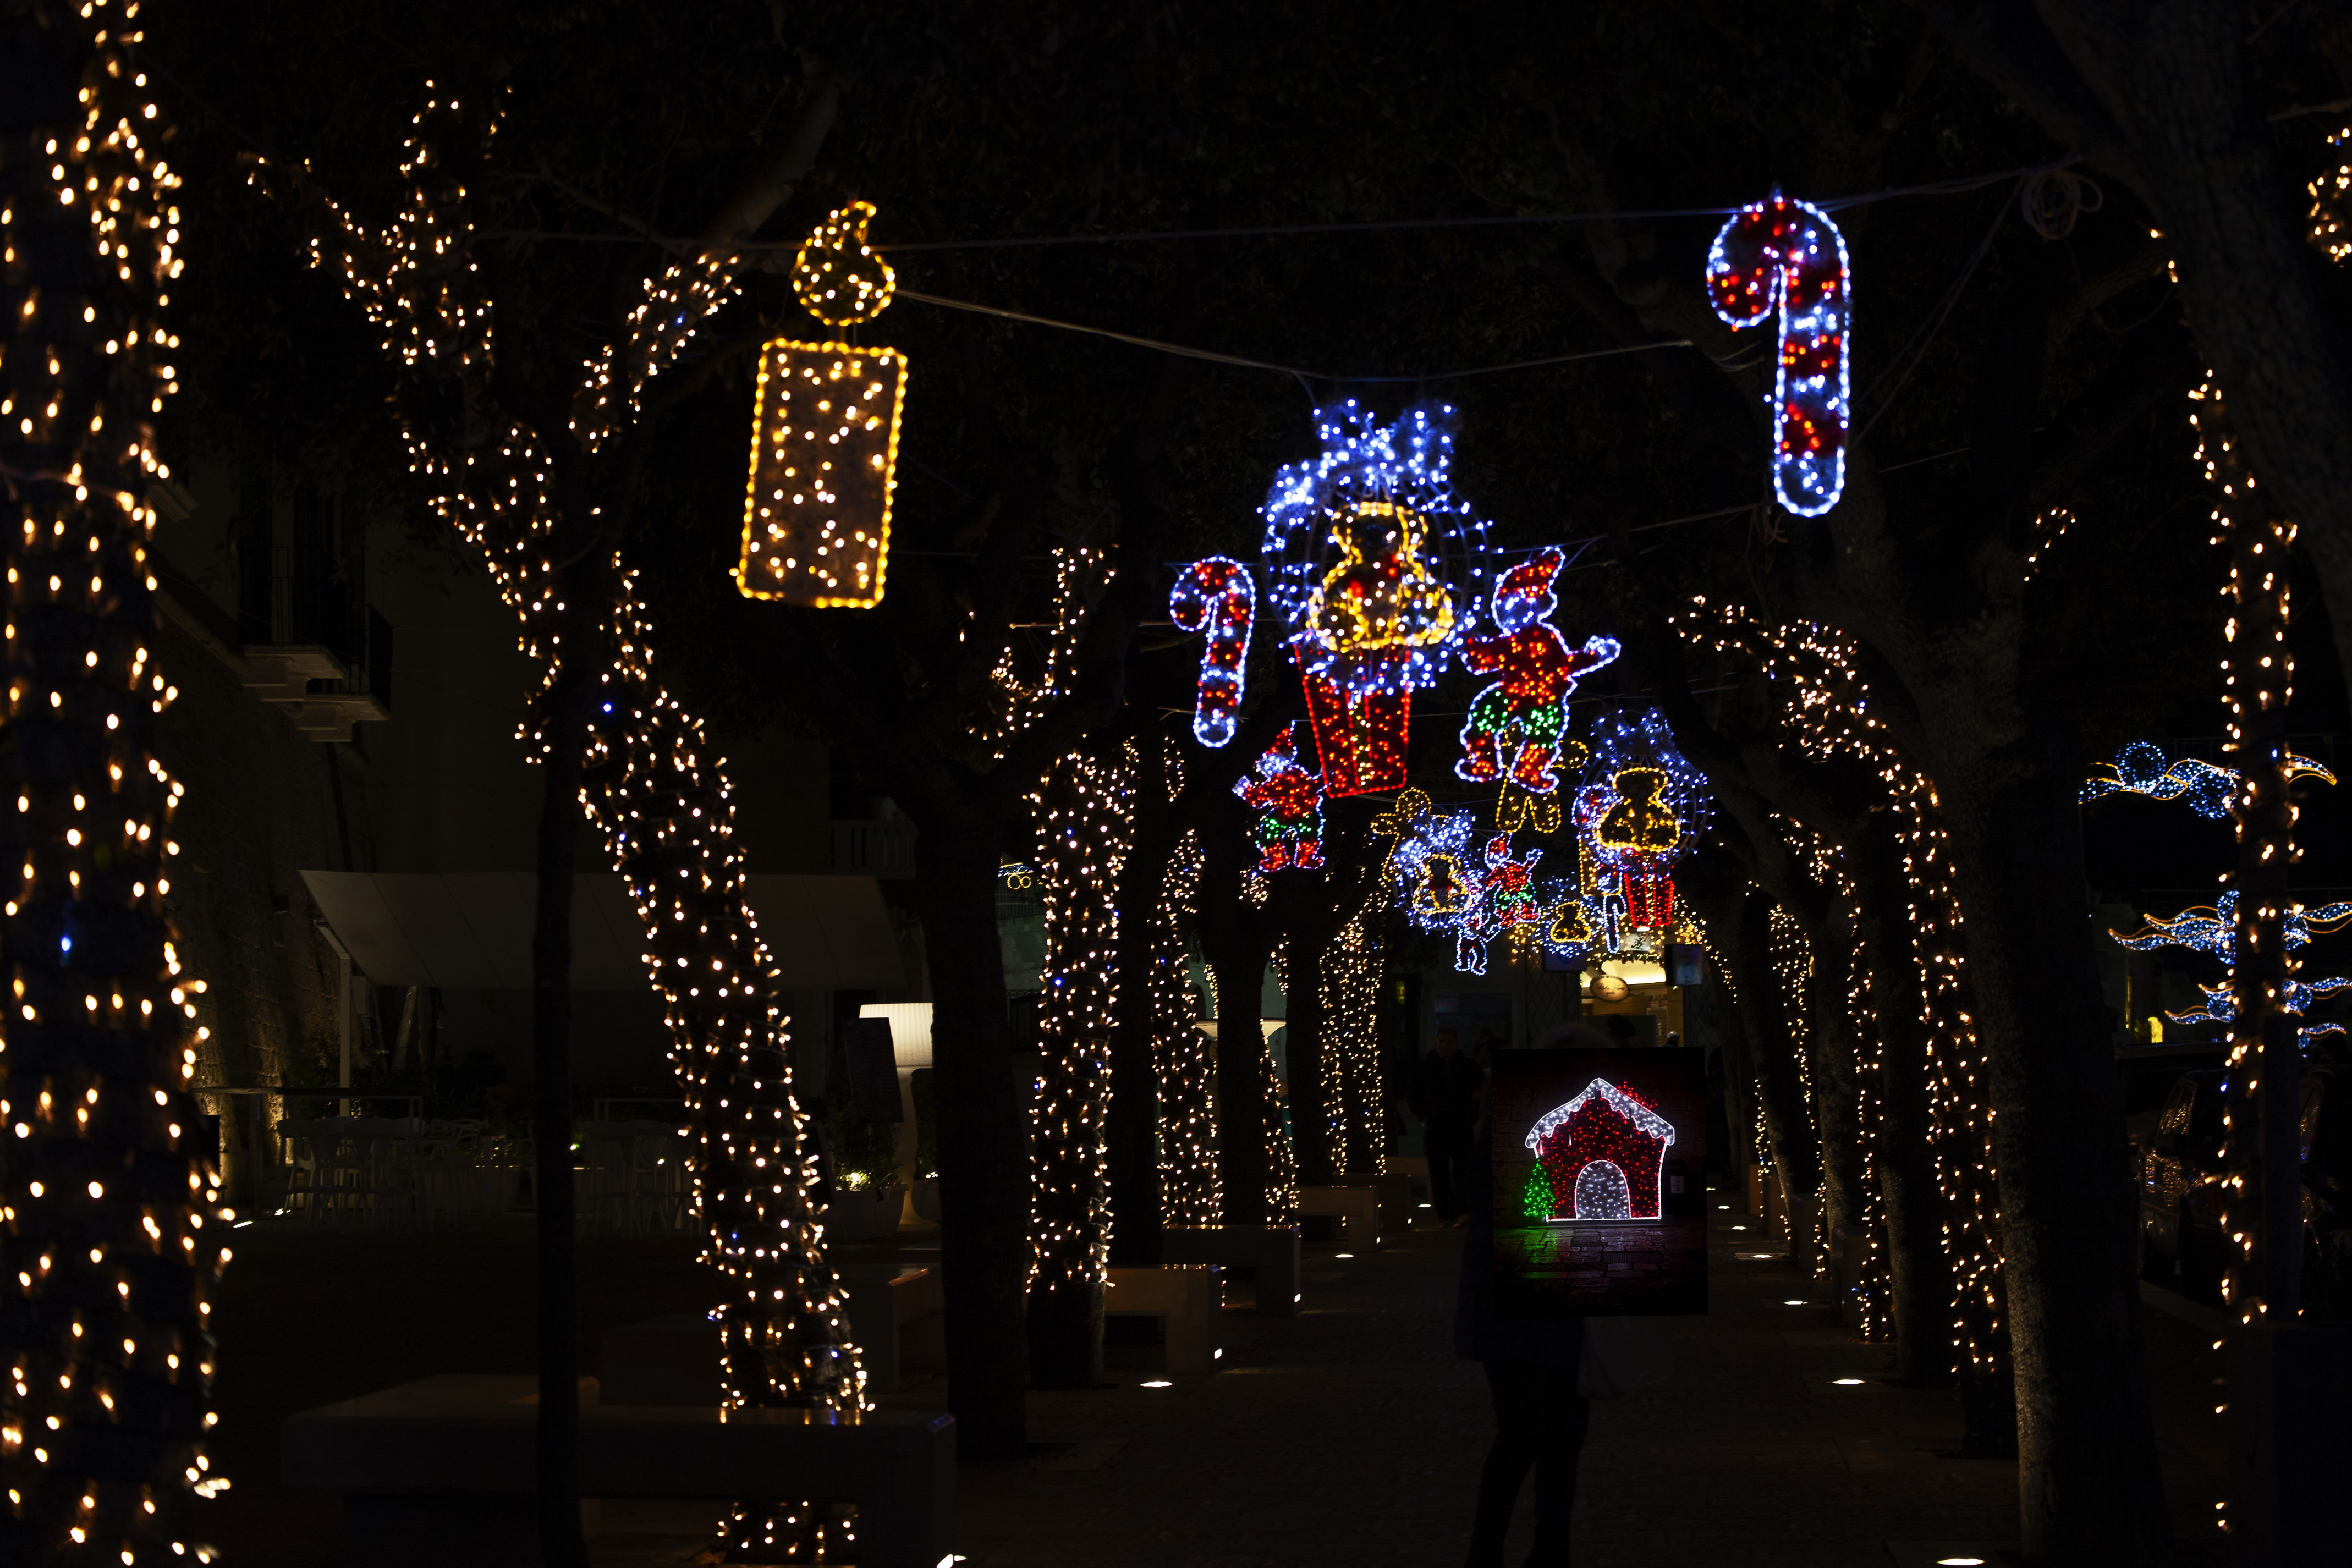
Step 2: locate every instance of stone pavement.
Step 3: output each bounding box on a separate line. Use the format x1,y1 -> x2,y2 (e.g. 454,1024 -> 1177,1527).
209,1200 -> 2231,1565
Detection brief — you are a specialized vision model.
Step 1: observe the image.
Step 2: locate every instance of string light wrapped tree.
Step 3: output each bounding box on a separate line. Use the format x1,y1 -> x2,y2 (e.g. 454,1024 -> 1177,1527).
1,3 -> 232,1561
266,84 -> 867,1561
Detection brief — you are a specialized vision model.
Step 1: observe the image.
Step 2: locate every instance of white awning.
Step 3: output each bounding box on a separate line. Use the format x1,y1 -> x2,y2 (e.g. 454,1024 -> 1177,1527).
298,871 -> 909,992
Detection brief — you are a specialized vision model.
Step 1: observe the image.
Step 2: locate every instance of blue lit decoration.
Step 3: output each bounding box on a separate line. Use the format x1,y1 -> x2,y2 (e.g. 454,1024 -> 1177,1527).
1706,192 -> 1851,518
2079,739 -> 2335,819
2112,890 -> 2352,1048
1386,801 -> 1479,930
1233,720 -> 1326,874
1168,555 -> 1257,747
1454,544 -> 1622,833
1261,401 -> 1496,796
1573,709 -> 1713,950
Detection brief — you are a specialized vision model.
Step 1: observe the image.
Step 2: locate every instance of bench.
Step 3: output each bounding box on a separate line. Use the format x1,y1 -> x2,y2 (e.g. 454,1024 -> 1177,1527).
602,1267 -> 942,1401
283,1374 -> 953,1568
1345,1169 -> 1418,1234
1299,1184 -> 1381,1251
1161,1224 -> 1301,1315
1102,1265 -> 1223,1374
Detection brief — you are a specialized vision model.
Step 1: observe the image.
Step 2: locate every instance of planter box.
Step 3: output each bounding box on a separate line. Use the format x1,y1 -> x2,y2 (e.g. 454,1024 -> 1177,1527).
826,1184 -> 906,1241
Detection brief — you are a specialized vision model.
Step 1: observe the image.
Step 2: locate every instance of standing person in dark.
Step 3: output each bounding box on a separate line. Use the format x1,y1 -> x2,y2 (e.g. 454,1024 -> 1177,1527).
1454,1020 -> 1605,1568
1410,1027 -> 1485,1224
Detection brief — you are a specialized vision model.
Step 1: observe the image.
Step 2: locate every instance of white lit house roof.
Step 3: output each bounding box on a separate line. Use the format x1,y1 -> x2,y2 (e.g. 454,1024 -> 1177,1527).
1524,1077 -> 1677,1152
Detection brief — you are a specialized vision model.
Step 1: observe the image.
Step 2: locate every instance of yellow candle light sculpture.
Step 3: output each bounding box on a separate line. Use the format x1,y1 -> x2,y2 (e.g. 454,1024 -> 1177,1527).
735,202 -> 907,608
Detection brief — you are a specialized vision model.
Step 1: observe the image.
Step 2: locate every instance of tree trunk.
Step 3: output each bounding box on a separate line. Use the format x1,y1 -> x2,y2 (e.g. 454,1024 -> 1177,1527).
1105,735 -> 1173,1265
1799,926 -> 1868,1268
1287,937 -> 1335,1189
531,641 -> 591,1567
1853,816 -> 1955,1388
1199,799 -> 1276,1225
909,795 -> 1026,1458
1736,892 -> 1824,1263
1940,761 -> 2167,1564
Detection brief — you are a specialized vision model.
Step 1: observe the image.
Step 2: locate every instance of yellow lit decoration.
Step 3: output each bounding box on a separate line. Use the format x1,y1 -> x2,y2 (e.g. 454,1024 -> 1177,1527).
735,205 -> 908,609
1304,502 -> 1458,662
1,7 -> 233,1563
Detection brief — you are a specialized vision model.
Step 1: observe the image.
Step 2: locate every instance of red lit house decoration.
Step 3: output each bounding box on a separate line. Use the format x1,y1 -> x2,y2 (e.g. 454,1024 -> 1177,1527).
1261,402 -> 1496,796
1523,1077 -> 1678,1221
1233,721 -> 1326,874
1456,546 -> 1622,832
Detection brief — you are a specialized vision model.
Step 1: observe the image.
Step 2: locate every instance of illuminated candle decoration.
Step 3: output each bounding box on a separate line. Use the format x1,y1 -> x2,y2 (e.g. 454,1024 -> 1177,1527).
1523,1079 -> 1677,1221
1706,192 -> 1852,517
735,202 -> 908,609
1455,547 -> 1621,833
1262,402 -> 1496,795
1233,722 -> 1326,874
2079,739 -> 2333,821
1168,557 -> 1257,747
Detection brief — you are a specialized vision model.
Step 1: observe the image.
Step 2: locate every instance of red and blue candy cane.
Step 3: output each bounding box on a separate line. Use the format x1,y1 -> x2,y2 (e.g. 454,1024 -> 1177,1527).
1706,192 -> 1851,518
1169,556 -> 1256,747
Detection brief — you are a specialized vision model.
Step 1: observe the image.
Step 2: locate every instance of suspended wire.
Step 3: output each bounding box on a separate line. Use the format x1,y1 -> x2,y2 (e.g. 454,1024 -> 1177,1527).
895,288 -> 1690,384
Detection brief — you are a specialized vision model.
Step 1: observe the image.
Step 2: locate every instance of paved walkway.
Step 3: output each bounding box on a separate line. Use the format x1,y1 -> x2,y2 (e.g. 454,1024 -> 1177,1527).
211,1199 -> 2229,1566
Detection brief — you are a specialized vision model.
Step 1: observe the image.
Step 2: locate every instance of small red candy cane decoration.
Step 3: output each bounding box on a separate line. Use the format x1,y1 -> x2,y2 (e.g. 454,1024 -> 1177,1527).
1706,191 -> 1851,518
1169,556 -> 1256,747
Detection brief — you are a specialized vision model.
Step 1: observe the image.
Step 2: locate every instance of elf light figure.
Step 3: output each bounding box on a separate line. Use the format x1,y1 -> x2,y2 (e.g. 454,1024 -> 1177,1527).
1523,1077 -> 1677,1222
1234,722 -> 1327,873
1262,402 -> 1495,796
1706,191 -> 1851,518
1575,709 -> 1712,942
1454,545 -> 1622,833
1168,556 -> 1257,747
1454,833 -> 1549,976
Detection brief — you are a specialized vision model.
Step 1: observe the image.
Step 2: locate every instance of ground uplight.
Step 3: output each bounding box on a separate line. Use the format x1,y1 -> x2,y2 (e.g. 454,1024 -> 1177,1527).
1334,1252 -> 1355,1259
1141,1380 -> 1173,1388
1728,1224 -> 1746,1231
1782,1299 -> 1806,1306
1832,1377 -> 1864,1385
1937,1559 -> 1986,1566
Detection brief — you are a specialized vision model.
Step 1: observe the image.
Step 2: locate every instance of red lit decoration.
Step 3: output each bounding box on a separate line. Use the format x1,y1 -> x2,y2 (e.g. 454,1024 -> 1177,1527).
1234,722 -> 1327,873
1523,1078 -> 1678,1221
1456,547 -> 1622,833
1296,654 -> 1411,796
1168,557 -> 1257,748
1705,192 -> 1852,518
1454,832 -> 1548,975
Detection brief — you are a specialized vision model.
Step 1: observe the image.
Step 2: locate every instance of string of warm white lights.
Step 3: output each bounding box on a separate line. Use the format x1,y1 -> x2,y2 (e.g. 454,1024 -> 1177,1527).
1154,834 -> 1223,1226
263,89 -> 860,1563
2193,376 -> 2301,1330
1679,597 -> 2006,1381
1765,905 -> 1828,1274
1320,900 -> 1387,1178
2307,128 -> 2352,262
0,5 -> 232,1563
1026,750 -> 1127,1305
1262,943 -> 1302,1225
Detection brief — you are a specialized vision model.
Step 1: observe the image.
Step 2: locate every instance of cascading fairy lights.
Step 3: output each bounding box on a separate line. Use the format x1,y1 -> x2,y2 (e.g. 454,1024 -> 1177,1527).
1260,401 -> 1494,796
1318,899 -> 1387,1178
733,202 -> 907,610
1706,192 -> 1853,517
271,89 -> 861,1562
1678,595 -> 2005,1383
1454,546 -> 1619,833
2191,375 -> 2305,1327
2306,128 -> 2352,263
1153,832 -> 1222,1226
1765,904 -> 1828,1274
1025,750 -> 1128,1307
1261,943 -> 1301,1225
1,7 -> 233,1561
1168,557 -> 1255,748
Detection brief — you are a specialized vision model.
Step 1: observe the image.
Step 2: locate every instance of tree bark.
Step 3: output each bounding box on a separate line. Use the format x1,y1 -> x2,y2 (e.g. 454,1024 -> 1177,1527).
1199,796 -> 1277,1225
1105,734 -> 1173,1265
530,625 -> 592,1567
1287,937 -> 1334,1190
908,793 -> 1026,1455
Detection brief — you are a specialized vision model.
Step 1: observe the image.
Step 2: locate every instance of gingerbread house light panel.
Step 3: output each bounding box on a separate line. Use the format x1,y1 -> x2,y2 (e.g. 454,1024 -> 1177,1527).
1522,1077 -> 1676,1222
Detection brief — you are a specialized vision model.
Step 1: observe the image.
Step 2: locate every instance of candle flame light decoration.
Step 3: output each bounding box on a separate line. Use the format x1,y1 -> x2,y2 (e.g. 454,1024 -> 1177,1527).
1706,192 -> 1852,518
1453,546 -> 1621,833
274,89 -> 864,1561
1167,557 -> 1256,747
1522,1078 -> 1677,1222
734,201 -> 908,609
1261,402 -> 1495,796
1,6 -> 234,1561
